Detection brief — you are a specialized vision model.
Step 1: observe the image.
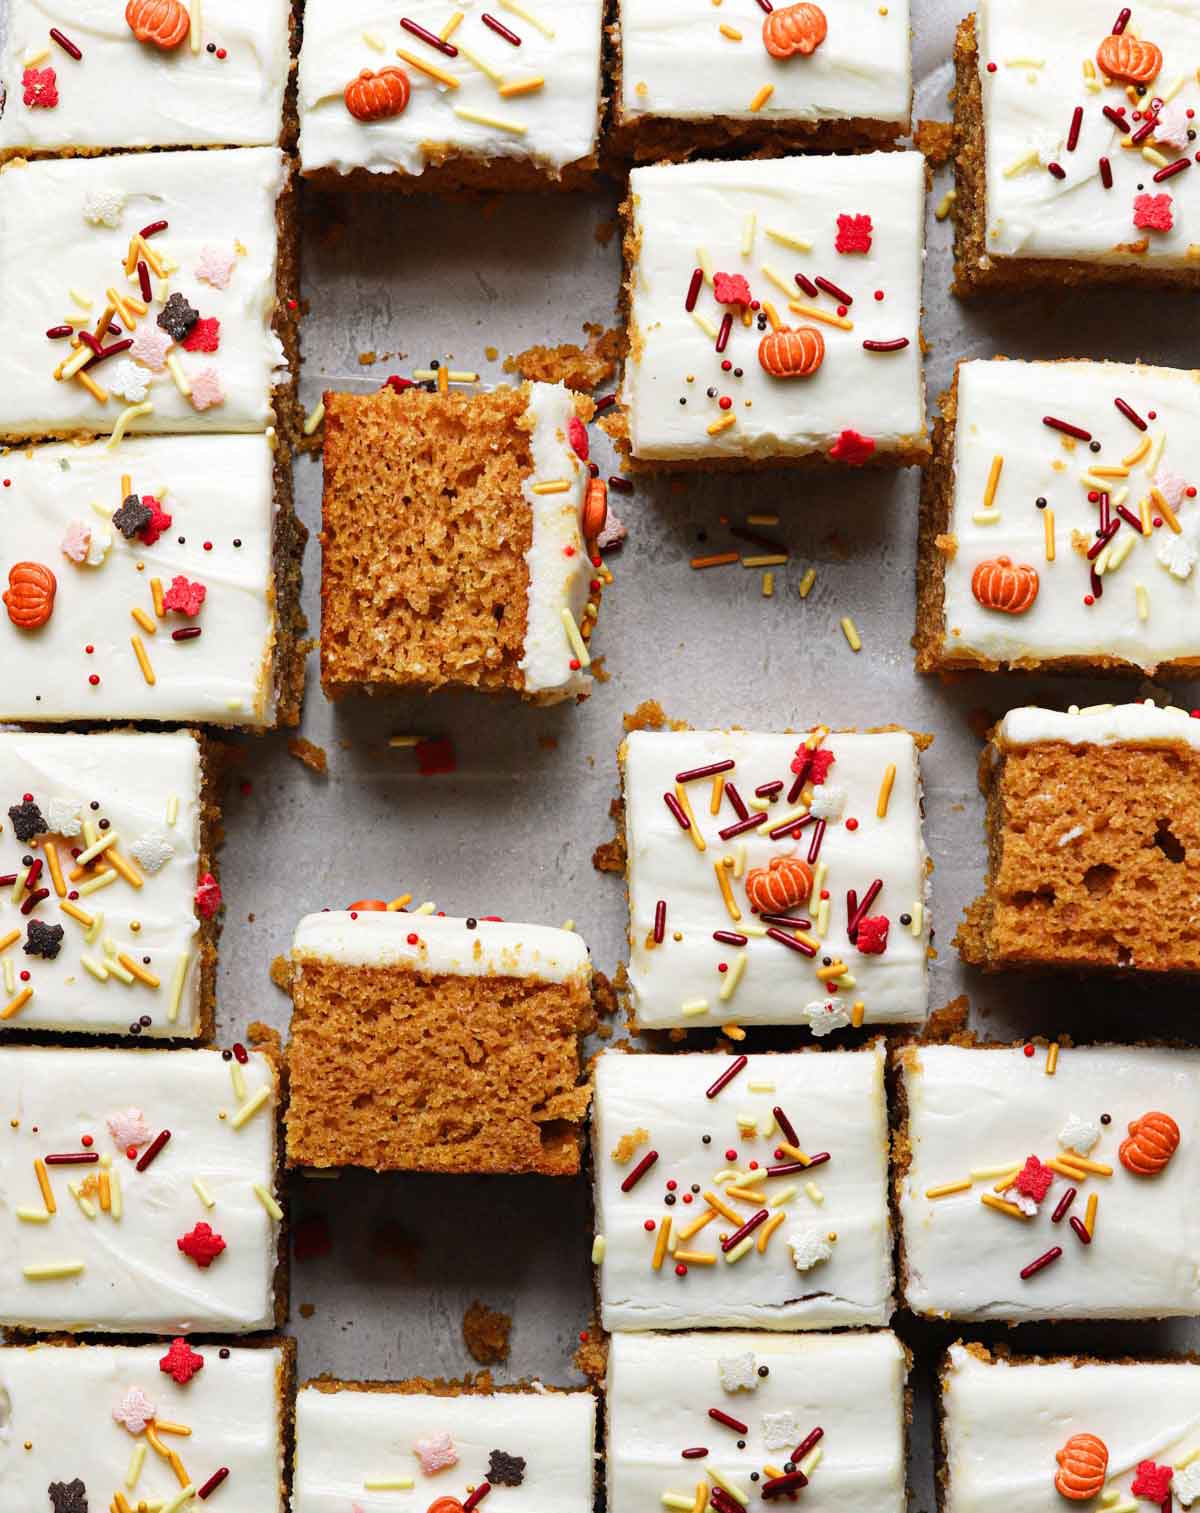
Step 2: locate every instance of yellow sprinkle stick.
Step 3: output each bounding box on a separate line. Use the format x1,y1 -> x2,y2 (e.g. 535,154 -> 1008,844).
651,1214 -> 673,1271
130,635 -> 156,686
787,301 -> 854,331
1044,507 -> 1056,561
35,1159 -> 56,1214
757,1210 -> 786,1252
926,1179 -> 972,1199
1,986 -> 33,1021
674,783 -> 706,853
498,76 -> 545,98
749,82 -> 774,111
708,1469 -> 750,1506
673,1250 -> 717,1266
498,0 -> 554,38
1063,1155 -> 1112,1176
1085,1191 -> 1098,1237
117,953 -> 160,989
1045,1042 -> 1060,1075
231,1085 -> 270,1130
15,1206 -> 51,1223
798,567 -> 817,598
714,860 -> 742,922
454,105 -> 527,135
561,607 -> 591,669
193,1176 -> 216,1209
982,454 -> 1004,510
840,616 -> 862,652
395,47 -> 460,88
254,1183 -> 284,1221
877,763 -> 897,818
1152,486 -> 1182,533
981,1192 -> 1029,1220
303,400 -> 325,437
106,402 -> 154,449
458,43 -> 502,81
718,951 -> 747,1003
23,1261 -> 85,1280
765,225 -> 813,253
167,949 -> 192,1024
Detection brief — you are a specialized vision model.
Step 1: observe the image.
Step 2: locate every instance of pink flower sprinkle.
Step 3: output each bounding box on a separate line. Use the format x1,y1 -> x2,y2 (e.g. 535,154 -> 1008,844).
1153,99 -> 1191,151
835,213 -> 873,254
163,574 -> 206,616
22,67 -> 59,109
808,748 -> 836,785
713,271 -> 754,307
60,519 -> 92,564
830,428 -> 876,466
1013,1155 -> 1054,1204
188,367 -> 225,412
113,1386 -> 156,1435
130,325 -> 172,372
106,1107 -> 151,1148
596,509 -> 627,551
195,244 -> 237,290
1153,467 -> 1189,509
1133,192 -> 1173,232
195,872 -> 222,919
855,915 -> 890,955
182,316 -> 221,354
414,1431 -> 458,1475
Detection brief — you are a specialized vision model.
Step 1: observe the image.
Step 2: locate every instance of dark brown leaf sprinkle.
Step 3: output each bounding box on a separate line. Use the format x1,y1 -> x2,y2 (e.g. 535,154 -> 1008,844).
48,1480 -> 89,1513
24,920 -> 64,960
157,292 -> 199,342
112,495 -> 152,539
486,1451 -> 526,1487
7,799 -> 46,843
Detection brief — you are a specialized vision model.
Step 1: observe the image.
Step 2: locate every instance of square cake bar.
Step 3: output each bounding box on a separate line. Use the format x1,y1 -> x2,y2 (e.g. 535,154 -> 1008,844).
616,151 -> 928,469
940,1343 -> 1200,1511
0,433 -> 305,728
0,1338 -> 291,1513
898,1039 -> 1200,1321
286,911 -> 595,1175
294,1379 -> 596,1513
917,359 -> 1200,676
0,729 -> 219,1039
620,726 -> 931,1031
592,1044 -> 893,1331
0,1044 -> 284,1333
607,1330 -> 909,1513
957,702 -> 1200,974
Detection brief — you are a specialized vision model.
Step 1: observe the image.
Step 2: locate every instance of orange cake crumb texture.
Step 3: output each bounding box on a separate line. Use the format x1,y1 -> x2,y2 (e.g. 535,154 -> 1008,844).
287,961 -> 595,1174
462,1300 -> 512,1365
957,742 -> 1200,972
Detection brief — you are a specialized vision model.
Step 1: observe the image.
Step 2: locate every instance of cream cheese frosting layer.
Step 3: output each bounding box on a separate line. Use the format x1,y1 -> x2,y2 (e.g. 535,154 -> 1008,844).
978,0 -> 1200,268
607,1330 -> 907,1513
941,361 -> 1200,671
518,382 -> 591,702
293,911 -> 591,985
0,731 -> 204,1037
943,1344 -> 1200,1513
0,1046 -> 280,1332
621,152 -> 926,463
592,1045 -> 892,1331
298,0 -> 603,180
0,0 -> 291,156
622,727 -> 930,1030
900,1043 -> 1200,1322
618,0 -> 911,129
294,1383 -> 596,1513
0,147 -> 287,439
999,700 -> 1200,751
0,1341 -> 285,1512
0,434 -> 279,726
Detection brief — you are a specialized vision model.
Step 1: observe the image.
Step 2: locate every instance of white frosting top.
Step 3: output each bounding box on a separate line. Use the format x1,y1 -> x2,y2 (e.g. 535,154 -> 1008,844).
941,360 -> 1200,672
518,382 -> 591,702
0,730 -> 204,1038
592,1045 -> 892,1331
294,1383 -> 596,1513
900,1043 -> 1200,1322
943,1344 -> 1200,1512
607,1330 -> 908,1513
617,0 -> 911,129
0,0 -> 291,155
297,0 -> 603,180
621,152 -> 927,463
998,700 -> 1200,751
0,1045 -> 281,1332
978,0 -> 1200,267
0,1341 -> 285,1511
0,434 -> 279,726
622,728 -> 930,1030
293,911 -> 591,986
0,147 -> 287,439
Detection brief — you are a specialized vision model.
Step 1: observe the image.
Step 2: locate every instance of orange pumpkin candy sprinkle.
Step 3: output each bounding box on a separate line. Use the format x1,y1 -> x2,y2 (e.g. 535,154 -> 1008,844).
971,555 -> 1039,615
1054,1433 -> 1108,1502
758,325 -> 825,380
344,67 -> 412,123
1119,1110 -> 1180,1175
1096,32 -> 1162,85
763,2 -> 829,59
3,561 -> 57,630
745,855 -> 814,914
125,0 -> 191,50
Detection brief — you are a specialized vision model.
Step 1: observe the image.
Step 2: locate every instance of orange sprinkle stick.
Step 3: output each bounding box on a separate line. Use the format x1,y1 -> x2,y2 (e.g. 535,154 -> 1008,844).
691,552 -> 740,570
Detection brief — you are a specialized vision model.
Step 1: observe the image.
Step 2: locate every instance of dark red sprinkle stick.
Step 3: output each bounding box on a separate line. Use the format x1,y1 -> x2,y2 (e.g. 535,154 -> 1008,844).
1087,520 -> 1119,560
814,275 -> 853,306
848,878 -> 883,934
792,1426 -> 824,1463
1098,491 -> 1110,531
1066,106 -> 1083,152
46,325 -> 73,340
1047,162 -> 1066,180
78,330 -> 103,355
789,750 -> 812,797
1155,158 -> 1190,183
766,1153 -> 829,1178
755,0 -> 774,11
807,818 -> 827,865
462,1483 -> 491,1513
1112,6 -> 1130,31
50,28 -> 83,59
1070,1215 -> 1093,1246
232,1042 -> 249,1064
706,1054 -> 748,1100
676,759 -> 735,783
863,337 -> 910,352
172,627 -> 203,642
1117,504 -> 1146,535
794,272 -> 819,298
716,313 -> 733,354
84,339 -> 134,372
756,780 -> 784,799
718,813 -> 766,842
685,268 -> 704,312
681,1448 -> 709,1460
1090,565 -> 1103,601
1051,1186 -> 1077,1223
595,393 -> 616,413
136,1129 -> 171,1173
723,782 -> 749,821
1020,1245 -> 1062,1280
44,1151 -> 99,1166
1043,415 -> 1091,441
1102,106 -> 1128,129
21,888 -> 49,915
621,1150 -> 658,1193
197,1468 -> 229,1501
720,1207 -> 769,1252
609,474 -> 634,493
653,900 -> 666,944
758,913 -> 811,931
710,1489 -> 743,1513
1099,156 -> 1114,189
663,792 -> 691,831
766,926 -> 817,959
769,810 -> 814,839
137,260 -> 152,303
400,17 -> 458,55
773,1105 -> 800,1146
713,930 -> 748,947
23,859 -> 43,889
1131,116 -> 1158,146
140,220 -> 168,239
1114,396 -> 1147,430
708,1408 -> 750,1434
0,874 -> 16,888
482,12 -> 521,44
762,1471 -> 809,1500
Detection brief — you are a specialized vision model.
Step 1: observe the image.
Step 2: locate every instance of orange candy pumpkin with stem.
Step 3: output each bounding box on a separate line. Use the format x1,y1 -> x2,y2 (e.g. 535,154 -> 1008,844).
1054,1433 -> 1108,1501
1096,32 -> 1162,85
745,855 -> 814,914
426,1500 -> 465,1513
758,325 -> 825,380
971,555 -> 1039,615
763,2 -> 829,58
3,561 -> 56,630
344,67 -> 412,123
125,0 -> 191,50
346,899 -> 388,912
1119,1110 -> 1180,1175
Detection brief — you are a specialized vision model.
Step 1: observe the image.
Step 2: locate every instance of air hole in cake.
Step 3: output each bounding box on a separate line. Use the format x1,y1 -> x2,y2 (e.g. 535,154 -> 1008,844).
1083,864 -> 1117,897
1013,887 -> 1056,908
1154,820 -> 1186,864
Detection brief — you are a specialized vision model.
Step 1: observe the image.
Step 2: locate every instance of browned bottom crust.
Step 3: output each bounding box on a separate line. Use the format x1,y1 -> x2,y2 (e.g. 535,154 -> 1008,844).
268,438 -> 308,729
302,150 -> 600,195
301,1373 -> 591,1397
607,113 -> 904,165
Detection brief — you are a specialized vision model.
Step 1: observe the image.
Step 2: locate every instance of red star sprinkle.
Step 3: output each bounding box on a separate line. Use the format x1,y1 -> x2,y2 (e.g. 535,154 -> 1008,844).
713,271 -> 754,307
830,429 -> 877,466
567,415 -> 588,461
808,748 -> 836,785
194,873 -> 222,919
162,575 -> 207,616
1133,192 -> 1173,232
1131,1461 -> 1172,1501
855,915 -> 890,955
181,316 -> 221,354
1014,1155 -> 1054,1203
138,497 -> 173,546
835,213 -> 873,253
178,1221 -> 226,1268
22,66 -> 59,109
159,1337 -> 205,1384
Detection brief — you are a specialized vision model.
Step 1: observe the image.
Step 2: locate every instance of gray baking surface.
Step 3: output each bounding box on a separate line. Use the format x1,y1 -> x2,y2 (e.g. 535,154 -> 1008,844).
4,1 -> 1199,1505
